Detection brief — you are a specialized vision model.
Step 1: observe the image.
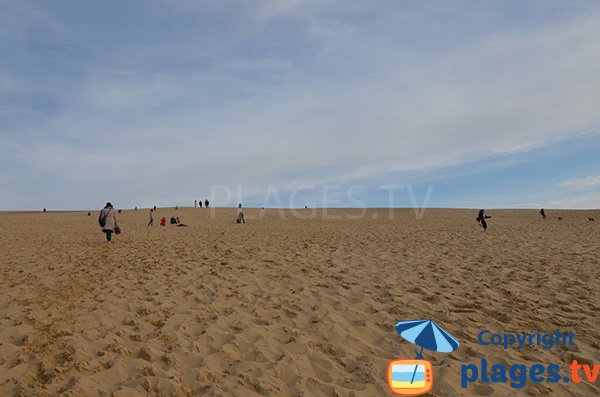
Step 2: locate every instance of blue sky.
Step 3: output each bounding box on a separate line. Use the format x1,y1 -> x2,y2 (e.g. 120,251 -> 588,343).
1,0 -> 600,210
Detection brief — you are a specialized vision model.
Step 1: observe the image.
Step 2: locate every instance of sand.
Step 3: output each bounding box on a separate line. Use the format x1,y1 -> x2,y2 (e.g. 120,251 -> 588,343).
0,207 -> 599,396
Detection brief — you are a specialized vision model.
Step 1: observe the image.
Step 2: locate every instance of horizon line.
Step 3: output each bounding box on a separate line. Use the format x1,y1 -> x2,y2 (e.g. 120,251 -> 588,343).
1,207 -> 598,213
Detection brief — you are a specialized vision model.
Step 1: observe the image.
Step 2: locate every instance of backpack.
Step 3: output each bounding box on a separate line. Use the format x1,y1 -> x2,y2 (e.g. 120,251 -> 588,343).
99,209 -> 108,227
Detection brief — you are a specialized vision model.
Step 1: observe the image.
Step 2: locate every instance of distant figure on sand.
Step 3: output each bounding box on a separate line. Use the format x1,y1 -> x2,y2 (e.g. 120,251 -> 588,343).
148,209 -> 154,226
199,200 -> 203,208
160,216 -> 167,226
98,202 -> 119,242
590,217 -> 595,222
153,205 -> 157,211
194,200 -> 198,208
540,208 -> 546,220
170,216 -> 177,224
87,212 -> 91,216
476,209 -> 491,231
238,202 -> 242,209
176,217 -> 188,227
237,211 -> 245,224
43,208 -> 47,212
204,199 -> 209,208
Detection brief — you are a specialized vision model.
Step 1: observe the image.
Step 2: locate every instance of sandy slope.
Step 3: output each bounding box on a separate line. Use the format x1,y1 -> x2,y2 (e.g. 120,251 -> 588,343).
0,208 -> 599,396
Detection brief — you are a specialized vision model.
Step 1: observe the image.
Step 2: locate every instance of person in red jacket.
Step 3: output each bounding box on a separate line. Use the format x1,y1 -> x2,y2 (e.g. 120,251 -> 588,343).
160,216 -> 167,227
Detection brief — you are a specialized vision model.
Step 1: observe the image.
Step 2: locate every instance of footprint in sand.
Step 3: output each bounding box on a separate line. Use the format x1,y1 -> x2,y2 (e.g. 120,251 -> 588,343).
308,352 -> 334,383
254,318 -> 272,326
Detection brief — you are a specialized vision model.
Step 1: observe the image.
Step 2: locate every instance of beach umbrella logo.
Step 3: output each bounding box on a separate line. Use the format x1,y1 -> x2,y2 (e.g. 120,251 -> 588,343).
387,320 -> 460,396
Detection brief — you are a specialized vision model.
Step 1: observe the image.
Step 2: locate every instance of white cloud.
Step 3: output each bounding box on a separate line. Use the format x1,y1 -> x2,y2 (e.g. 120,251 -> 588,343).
545,191 -> 600,209
3,2 -> 600,209
559,175 -> 600,190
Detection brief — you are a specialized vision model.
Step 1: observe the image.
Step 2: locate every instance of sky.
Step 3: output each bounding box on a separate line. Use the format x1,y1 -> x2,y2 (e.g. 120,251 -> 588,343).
1,0 -> 600,210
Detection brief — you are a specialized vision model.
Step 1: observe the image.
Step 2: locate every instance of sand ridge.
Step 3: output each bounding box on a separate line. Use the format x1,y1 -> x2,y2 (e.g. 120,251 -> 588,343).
0,208 -> 599,396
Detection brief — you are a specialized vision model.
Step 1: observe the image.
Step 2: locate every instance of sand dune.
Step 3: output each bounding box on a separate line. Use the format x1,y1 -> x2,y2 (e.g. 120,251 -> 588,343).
0,208 -> 599,396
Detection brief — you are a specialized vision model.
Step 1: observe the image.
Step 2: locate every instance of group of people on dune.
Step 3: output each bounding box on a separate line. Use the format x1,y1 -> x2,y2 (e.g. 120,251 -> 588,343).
475,207 -> 592,231
98,203 -> 588,241
193,199 -> 209,208
98,202 -> 245,241
476,208 -> 543,231
146,210 -> 187,227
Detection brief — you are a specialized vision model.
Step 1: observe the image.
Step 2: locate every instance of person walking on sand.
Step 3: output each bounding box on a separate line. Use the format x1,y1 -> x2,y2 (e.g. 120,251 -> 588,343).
194,199 -> 198,208
148,209 -> 154,226
540,208 -> 546,220
199,200 -> 203,208
236,211 -> 245,224
98,202 -> 119,242
476,209 -> 491,231
204,199 -> 209,208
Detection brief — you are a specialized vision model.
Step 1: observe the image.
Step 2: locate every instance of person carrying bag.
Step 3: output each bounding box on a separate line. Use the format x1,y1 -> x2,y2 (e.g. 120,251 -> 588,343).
99,202 -> 120,242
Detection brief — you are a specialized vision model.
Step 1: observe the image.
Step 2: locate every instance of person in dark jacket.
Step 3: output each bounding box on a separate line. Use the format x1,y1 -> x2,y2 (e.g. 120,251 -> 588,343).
237,211 -> 245,224
476,209 -> 491,231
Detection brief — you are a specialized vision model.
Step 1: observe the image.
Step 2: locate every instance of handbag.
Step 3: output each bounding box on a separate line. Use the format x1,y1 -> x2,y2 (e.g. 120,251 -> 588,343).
99,210 -> 107,227
114,225 -> 121,235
